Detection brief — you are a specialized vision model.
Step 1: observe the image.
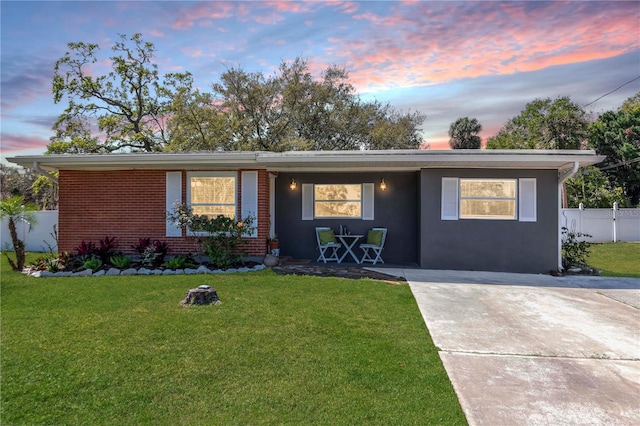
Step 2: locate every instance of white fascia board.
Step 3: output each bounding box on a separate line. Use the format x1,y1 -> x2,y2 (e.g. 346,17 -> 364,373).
7,149 -> 605,172
7,152 -> 261,171
256,150 -> 605,170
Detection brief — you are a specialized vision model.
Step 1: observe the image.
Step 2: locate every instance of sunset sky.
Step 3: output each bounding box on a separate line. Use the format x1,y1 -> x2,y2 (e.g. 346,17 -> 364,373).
1,0 -> 639,163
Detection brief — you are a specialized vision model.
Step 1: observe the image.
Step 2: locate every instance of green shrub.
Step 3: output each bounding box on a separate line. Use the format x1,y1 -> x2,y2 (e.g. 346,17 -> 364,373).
561,227 -> 592,270
167,204 -> 255,270
161,255 -> 197,270
81,256 -> 102,272
109,253 -> 132,269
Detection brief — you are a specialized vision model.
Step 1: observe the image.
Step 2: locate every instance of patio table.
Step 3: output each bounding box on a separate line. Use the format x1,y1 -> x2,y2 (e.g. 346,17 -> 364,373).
336,234 -> 363,264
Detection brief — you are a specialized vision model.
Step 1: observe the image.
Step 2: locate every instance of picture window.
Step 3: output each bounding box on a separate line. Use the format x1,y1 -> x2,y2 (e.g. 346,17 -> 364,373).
187,172 -> 237,219
314,184 -> 362,218
459,179 -> 517,220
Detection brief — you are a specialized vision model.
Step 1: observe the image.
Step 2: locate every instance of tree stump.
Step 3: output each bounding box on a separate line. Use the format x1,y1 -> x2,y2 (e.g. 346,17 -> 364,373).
181,286 -> 220,306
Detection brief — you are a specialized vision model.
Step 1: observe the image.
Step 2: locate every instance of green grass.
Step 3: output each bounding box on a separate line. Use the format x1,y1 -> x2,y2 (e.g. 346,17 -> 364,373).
587,242 -> 640,278
1,255 -> 466,425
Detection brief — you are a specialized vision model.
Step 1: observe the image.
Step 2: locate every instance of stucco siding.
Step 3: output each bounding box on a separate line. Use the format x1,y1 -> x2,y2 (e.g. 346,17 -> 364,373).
275,172 -> 419,265
419,169 -> 559,273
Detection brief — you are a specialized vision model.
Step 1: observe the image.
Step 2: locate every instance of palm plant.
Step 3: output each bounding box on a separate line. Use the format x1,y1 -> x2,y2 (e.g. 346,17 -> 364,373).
1,195 -> 38,271
448,117 -> 483,149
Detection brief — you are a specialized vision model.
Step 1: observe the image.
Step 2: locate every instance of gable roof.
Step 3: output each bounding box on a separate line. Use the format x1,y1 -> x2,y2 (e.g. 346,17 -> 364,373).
8,149 -> 604,172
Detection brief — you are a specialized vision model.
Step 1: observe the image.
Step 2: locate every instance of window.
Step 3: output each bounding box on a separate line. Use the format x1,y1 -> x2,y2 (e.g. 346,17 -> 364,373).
302,183 -> 374,220
187,172 -> 236,219
314,184 -> 362,218
441,177 -> 537,222
460,179 -> 517,220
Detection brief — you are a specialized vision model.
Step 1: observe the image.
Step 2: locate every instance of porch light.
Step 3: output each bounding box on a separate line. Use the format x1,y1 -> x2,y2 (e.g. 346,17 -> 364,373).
380,178 -> 387,191
289,178 -> 297,190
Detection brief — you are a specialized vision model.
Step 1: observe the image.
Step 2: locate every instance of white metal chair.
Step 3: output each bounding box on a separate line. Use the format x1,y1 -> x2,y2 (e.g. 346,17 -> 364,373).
315,227 -> 342,263
359,228 -> 387,265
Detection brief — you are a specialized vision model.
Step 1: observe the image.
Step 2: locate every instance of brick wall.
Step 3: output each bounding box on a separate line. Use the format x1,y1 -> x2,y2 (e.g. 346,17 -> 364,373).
58,169 -> 270,258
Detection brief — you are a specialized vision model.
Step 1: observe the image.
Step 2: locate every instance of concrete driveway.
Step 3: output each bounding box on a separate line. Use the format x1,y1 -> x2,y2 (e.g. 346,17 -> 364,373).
372,268 -> 640,425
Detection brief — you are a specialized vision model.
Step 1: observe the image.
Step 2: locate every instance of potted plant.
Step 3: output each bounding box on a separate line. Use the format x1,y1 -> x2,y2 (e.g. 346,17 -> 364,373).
267,234 -> 279,251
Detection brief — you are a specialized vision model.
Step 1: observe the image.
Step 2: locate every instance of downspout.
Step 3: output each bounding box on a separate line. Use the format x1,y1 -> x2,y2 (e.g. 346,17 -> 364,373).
33,162 -> 58,185
557,161 -> 579,272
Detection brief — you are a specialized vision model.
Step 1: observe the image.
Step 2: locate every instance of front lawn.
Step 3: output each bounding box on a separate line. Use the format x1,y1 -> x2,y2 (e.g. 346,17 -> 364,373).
587,242 -> 640,278
0,255 -> 466,425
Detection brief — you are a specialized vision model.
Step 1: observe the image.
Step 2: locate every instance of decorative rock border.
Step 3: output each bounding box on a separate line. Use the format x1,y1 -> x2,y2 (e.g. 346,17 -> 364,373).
25,264 -> 266,278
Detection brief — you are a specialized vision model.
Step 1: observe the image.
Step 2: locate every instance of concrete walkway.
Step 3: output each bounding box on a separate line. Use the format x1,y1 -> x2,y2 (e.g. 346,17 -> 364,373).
370,268 -> 640,426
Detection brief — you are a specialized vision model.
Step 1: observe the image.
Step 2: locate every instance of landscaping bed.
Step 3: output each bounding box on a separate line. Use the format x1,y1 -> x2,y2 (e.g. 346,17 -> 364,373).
25,261 -> 265,277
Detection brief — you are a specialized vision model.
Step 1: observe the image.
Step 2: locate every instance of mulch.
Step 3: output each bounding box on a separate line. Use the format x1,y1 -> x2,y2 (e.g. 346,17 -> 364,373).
272,262 -> 407,283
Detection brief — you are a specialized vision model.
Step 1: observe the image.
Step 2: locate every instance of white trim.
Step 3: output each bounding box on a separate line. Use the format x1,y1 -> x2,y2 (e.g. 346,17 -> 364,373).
269,173 -> 277,238
9,150 -> 604,172
186,171 -> 238,235
519,178 -> 537,222
241,171 -> 258,237
362,183 -> 375,220
166,172 -> 183,237
459,178 -> 517,220
306,183 -> 372,220
441,178 -> 459,220
302,184 -> 314,220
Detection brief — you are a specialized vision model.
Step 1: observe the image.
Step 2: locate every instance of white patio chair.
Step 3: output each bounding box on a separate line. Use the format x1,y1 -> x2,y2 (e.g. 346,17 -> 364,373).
315,227 -> 342,263
359,228 -> 387,265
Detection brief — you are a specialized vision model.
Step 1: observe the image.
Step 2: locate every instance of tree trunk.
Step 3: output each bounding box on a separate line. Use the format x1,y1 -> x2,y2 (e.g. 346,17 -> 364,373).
7,218 -> 25,271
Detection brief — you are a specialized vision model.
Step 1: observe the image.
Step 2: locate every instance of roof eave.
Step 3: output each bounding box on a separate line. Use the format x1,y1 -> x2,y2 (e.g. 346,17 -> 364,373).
7,152 -> 261,171
6,150 -> 605,172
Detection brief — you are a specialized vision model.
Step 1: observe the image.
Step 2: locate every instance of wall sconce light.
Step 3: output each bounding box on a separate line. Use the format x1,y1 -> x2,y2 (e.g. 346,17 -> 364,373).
289,178 -> 297,190
380,178 -> 387,191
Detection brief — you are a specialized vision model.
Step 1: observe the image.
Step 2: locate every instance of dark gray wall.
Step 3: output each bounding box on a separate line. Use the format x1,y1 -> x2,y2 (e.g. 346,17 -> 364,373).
275,172 -> 419,265
420,169 -> 559,273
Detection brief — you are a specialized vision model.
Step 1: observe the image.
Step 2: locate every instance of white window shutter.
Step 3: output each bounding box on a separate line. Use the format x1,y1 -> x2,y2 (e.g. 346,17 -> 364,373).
166,172 -> 182,236
519,178 -> 537,222
362,183 -> 375,220
241,171 -> 258,237
302,184 -> 314,220
441,177 -> 459,220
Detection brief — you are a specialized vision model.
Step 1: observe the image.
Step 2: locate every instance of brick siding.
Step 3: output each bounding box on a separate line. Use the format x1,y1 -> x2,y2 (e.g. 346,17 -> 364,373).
58,169 -> 270,258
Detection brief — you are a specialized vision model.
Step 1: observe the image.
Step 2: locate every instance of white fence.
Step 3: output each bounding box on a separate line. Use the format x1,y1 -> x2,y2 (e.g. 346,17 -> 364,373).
1,210 -> 58,252
561,205 -> 640,242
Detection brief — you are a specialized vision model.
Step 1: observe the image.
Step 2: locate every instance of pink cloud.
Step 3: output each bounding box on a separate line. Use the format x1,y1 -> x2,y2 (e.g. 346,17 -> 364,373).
179,46 -> 218,60
1,133 -> 50,154
262,1 -> 314,14
326,2 -> 640,92
331,1 -> 360,15
170,2 -> 236,29
169,0 -> 361,30
252,11 -> 286,25
149,29 -> 165,38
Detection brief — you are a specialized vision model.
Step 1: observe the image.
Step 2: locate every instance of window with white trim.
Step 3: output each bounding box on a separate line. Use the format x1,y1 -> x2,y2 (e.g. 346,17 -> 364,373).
187,172 -> 237,219
441,177 -> 537,222
314,184 -> 362,218
302,183 -> 375,220
460,179 -> 517,220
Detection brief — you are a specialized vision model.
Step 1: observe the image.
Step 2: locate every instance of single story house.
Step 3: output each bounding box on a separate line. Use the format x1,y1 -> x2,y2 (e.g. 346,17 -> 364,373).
8,149 -> 603,273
